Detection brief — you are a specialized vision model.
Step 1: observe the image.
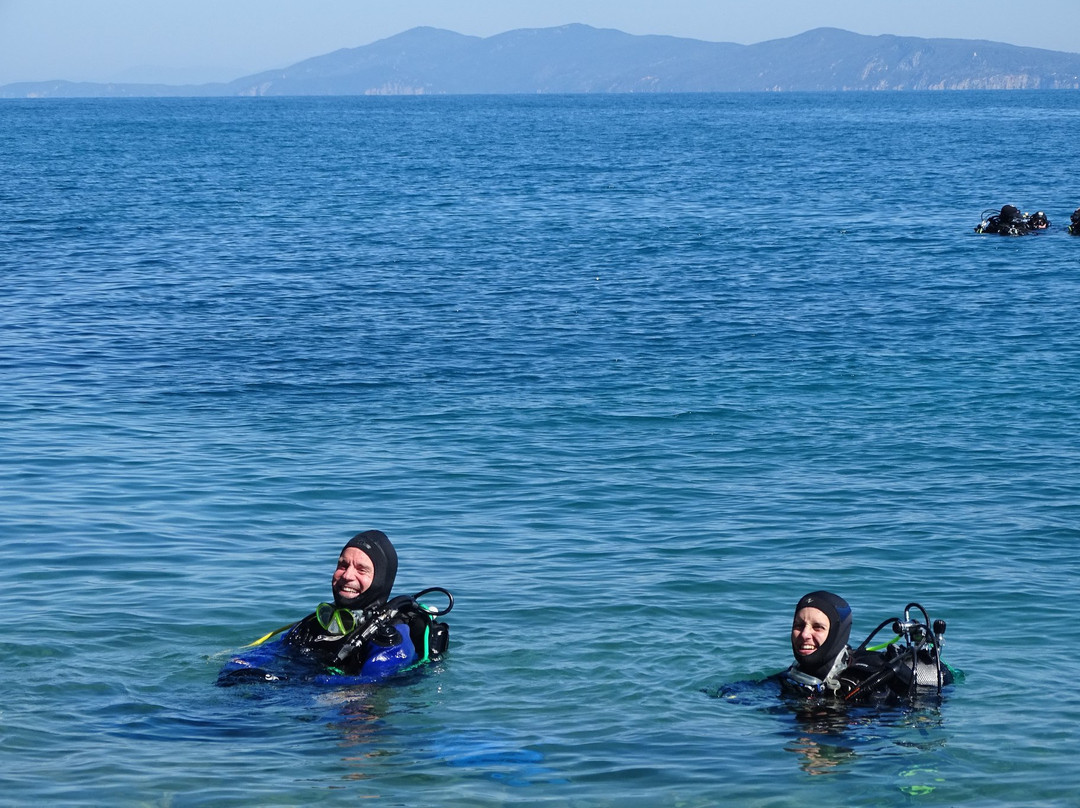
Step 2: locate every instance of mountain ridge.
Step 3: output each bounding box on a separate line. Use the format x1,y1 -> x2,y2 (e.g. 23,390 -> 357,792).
4,24 -> 1079,98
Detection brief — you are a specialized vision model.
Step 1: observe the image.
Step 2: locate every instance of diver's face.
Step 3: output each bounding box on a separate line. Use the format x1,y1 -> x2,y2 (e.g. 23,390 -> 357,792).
792,607 -> 830,659
332,547 -> 375,602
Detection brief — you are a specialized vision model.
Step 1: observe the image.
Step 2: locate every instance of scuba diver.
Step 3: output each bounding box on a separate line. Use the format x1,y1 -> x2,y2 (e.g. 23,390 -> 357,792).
1028,210 -> 1051,230
1069,208 -> 1080,235
217,530 -> 453,686
775,591 -> 954,704
974,205 -> 1050,236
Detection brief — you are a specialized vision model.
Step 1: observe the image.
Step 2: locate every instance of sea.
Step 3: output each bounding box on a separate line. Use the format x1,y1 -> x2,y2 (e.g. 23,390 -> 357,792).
2,91 -> 1079,807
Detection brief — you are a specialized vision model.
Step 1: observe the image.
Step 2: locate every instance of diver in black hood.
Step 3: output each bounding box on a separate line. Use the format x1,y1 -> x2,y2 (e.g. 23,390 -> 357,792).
791,591 -> 852,681
217,530 -> 452,685
778,591 -> 853,695
330,529 -> 398,611
775,591 -> 954,703
974,204 -> 1049,236
279,529 -> 403,656
1069,208 -> 1080,236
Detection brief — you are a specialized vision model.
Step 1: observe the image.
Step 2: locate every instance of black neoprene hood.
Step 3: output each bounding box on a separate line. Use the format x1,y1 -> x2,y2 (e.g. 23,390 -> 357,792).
334,529 -> 399,610
792,590 -> 852,679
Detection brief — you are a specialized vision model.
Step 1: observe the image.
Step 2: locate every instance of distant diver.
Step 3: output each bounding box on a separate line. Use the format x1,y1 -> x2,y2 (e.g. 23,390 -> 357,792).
217,529 -> 453,686
974,205 -> 1050,236
774,591 -> 955,704
1069,208 -> 1080,235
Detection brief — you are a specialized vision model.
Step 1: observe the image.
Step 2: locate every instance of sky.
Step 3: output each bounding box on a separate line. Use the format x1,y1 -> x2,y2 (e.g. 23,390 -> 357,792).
1,0 -> 1079,86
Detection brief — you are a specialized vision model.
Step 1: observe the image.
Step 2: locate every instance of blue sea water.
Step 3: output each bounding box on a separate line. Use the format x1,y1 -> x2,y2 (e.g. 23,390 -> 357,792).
2,91 -> 1079,807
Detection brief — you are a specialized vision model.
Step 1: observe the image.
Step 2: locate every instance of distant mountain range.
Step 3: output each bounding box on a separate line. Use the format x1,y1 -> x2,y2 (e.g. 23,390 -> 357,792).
4,24 -> 1080,98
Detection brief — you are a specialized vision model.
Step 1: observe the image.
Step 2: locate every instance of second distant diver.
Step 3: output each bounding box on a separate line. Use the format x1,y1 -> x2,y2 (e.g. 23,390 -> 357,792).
974,204 -> 1050,235
1070,208 -> 1080,235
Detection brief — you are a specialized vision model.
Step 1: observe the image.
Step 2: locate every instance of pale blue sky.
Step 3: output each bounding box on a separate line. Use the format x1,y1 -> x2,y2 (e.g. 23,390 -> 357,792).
1,0 -> 1078,85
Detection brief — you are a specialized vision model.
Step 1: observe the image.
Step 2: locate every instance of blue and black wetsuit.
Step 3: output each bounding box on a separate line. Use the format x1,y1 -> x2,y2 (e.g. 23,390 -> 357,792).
216,593 -> 451,685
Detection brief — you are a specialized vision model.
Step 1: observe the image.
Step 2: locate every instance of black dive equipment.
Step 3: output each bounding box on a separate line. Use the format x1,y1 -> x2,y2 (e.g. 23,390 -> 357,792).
841,602 -> 950,702
331,586 -> 454,668
974,206 -> 1049,236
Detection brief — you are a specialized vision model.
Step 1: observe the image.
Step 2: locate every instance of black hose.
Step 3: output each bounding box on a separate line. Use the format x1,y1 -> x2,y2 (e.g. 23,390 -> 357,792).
413,587 -> 454,616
